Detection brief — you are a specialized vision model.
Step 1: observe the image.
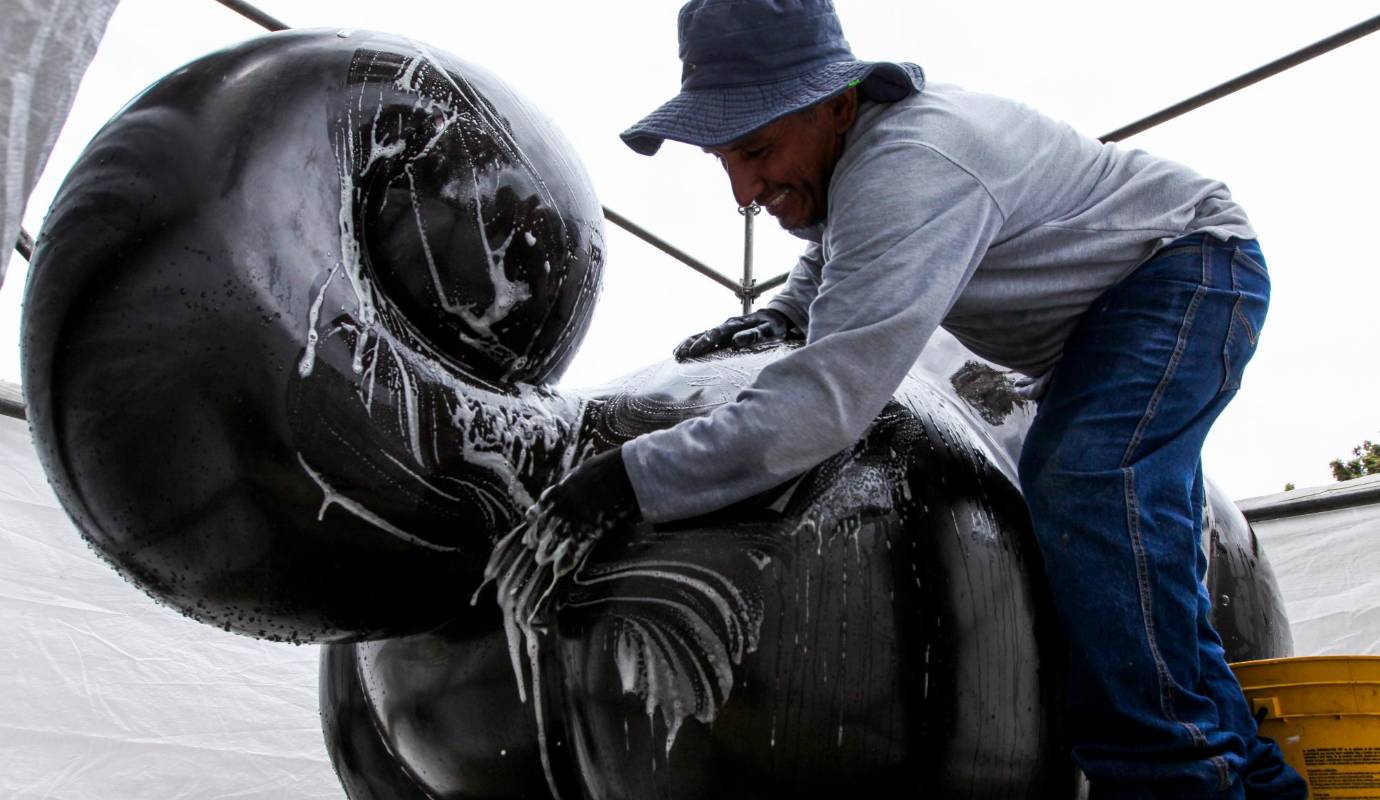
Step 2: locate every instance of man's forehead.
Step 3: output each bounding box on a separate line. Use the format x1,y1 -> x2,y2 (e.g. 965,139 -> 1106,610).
704,106 -> 820,155
703,129 -> 770,155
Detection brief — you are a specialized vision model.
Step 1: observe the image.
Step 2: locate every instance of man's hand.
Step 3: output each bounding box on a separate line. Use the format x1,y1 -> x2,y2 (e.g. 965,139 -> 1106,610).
477,445 -> 640,701
520,445 -> 639,579
477,446 -> 640,636
530,446 -> 639,533
673,308 -> 797,361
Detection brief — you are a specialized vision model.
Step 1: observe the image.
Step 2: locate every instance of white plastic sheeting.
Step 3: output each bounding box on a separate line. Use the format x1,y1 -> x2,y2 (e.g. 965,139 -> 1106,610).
0,415 -> 340,799
0,0 -> 120,286
1242,475 -> 1380,658
2,4 -> 339,795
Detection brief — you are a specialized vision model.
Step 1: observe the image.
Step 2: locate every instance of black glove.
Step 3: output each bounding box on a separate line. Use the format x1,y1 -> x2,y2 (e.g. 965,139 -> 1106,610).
479,446 -> 639,631
530,445 -> 639,532
673,308 -> 797,361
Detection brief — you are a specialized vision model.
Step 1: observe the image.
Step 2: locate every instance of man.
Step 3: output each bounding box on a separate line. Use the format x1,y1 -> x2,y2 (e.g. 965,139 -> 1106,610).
531,1 -> 1308,797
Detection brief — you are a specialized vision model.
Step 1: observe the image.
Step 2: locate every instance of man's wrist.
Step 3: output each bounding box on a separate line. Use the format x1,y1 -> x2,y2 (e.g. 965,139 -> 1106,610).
762,301 -> 806,334
606,446 -> 641,520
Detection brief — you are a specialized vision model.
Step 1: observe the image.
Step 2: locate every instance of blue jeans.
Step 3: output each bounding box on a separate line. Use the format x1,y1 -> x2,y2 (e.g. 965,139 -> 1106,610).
1018,235 -> 1307,799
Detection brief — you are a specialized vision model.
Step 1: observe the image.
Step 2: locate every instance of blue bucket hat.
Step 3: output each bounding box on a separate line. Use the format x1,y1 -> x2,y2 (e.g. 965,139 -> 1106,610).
620,0 -> 924,156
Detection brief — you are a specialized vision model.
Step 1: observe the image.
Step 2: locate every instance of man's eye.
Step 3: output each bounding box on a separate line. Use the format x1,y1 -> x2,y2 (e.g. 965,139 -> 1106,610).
745,147 -> 767,160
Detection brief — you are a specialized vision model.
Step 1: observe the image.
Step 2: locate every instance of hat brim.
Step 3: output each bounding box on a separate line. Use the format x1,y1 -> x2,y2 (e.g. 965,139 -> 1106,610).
620,60 -> 924,156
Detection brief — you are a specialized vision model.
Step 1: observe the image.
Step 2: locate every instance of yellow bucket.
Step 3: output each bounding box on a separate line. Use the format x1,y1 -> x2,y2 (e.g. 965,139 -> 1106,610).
1231,656 -> 1380,799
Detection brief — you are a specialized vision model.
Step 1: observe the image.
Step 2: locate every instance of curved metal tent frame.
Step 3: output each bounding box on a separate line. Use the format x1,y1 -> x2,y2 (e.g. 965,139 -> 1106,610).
10,3 -> 1380,315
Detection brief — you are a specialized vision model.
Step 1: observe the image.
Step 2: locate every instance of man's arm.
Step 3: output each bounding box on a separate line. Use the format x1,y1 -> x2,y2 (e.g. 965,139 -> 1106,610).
625,143 -> 1007,523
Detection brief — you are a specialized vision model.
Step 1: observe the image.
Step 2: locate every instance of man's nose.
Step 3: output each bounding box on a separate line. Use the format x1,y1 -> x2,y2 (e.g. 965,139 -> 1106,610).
725,163 -> 762,209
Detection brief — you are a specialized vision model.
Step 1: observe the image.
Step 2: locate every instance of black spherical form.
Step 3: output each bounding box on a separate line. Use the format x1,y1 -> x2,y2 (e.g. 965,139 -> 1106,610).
22,30 -> 604,642
321,619 -> 554,799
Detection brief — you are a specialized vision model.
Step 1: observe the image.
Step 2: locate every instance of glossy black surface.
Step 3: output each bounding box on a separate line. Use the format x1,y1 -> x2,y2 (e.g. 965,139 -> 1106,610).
320,643 -> 435,800
553,377 -> 1075,798
1203,479 -> 1295,662
22,29 -> 604,642
315,344 -> 1081,799
323,618 -> 564,800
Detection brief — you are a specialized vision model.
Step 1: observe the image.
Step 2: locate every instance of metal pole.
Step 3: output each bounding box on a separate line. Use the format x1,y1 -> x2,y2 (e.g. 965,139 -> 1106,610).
212,0 -> 288,31
17,0 -> 1376,304
739,203 -> 759,313
1100,13 -> 1380,142
14,227 -> 34,261
0,380 -> 25,421
751,270 -> 790,299
601,206 -> 742,294
744,14 -> 1380,299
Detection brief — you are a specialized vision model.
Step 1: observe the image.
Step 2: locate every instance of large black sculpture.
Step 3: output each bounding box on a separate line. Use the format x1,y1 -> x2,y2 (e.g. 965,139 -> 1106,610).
22,30 -> 1293,799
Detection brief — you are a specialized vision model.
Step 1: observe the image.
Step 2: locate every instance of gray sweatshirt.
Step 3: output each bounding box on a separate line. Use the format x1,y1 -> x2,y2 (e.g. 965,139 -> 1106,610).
623,82 -> 1254,523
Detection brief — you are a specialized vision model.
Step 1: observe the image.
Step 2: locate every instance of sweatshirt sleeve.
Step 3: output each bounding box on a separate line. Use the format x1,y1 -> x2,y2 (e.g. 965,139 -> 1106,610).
763,243 -> 823,331
624,142 -> 1007,523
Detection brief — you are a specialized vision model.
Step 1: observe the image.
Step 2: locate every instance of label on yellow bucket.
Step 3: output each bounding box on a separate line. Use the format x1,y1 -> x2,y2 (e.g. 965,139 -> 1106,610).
1302,746 -> 1380,797
1260,719 -> 1380,799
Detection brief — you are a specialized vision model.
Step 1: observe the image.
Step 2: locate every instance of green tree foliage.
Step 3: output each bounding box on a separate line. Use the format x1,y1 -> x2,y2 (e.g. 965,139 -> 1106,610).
1331,435 -> 1380,482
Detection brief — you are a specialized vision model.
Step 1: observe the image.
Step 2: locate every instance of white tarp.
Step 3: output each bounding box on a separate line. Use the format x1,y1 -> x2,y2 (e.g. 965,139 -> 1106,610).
1,5 -> 339,793
1,0 -> 122,286
0,415 -> 340,799
1241,475 -> 1380,657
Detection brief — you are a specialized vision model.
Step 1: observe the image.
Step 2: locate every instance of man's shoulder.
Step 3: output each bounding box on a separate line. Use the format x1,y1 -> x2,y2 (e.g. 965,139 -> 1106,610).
856,82 -> 1047,148
846,82 -> 1088,184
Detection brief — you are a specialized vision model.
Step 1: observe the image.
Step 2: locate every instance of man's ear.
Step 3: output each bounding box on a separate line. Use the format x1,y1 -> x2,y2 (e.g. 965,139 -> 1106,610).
827,87 -> 859,134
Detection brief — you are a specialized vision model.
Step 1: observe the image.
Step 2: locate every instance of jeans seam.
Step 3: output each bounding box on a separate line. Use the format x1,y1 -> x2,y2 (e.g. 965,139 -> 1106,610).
1212,754 -> 1232,790
1123,467 -> 1205,746
1223,299 -> 1241,393
1117,240 -> 1211,751
1230,253 -> 1261,348
1231,243 -> 1268,278
1222,252 -> 1262,394
1119,283 -> 1207,467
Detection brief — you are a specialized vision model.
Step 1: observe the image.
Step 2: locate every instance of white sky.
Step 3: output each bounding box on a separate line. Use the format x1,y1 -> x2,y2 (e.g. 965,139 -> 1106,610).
4,0 -> 1378,502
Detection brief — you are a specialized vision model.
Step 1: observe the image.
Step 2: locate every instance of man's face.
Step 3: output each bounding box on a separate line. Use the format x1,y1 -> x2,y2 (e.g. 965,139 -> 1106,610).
705,89 -> 858,231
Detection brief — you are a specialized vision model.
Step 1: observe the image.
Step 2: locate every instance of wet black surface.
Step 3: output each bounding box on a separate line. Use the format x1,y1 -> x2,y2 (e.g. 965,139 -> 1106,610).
1203,479 -> 1294,662
552,392 -> 1076,799
23,30 -> 603,642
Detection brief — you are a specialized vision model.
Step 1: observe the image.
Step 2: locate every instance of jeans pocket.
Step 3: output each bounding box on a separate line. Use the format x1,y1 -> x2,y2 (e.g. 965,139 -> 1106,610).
1231,243 -> 1269,280
1221,248 -> 1269,393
